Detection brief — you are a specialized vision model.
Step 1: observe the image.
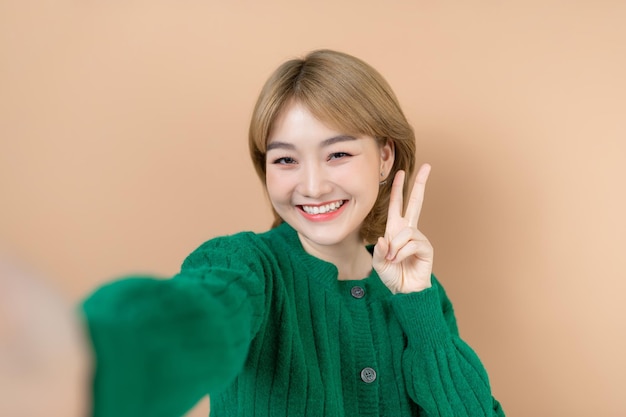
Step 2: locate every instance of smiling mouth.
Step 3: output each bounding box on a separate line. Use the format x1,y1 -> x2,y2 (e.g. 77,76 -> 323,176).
299,200 -> 346,215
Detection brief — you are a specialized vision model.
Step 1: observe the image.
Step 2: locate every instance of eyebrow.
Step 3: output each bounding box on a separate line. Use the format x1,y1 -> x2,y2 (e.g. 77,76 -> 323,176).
266,135 -> 358,152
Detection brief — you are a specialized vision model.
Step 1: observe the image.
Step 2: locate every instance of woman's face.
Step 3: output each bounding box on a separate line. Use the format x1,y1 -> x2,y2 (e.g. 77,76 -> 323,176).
265,101 -> 394,249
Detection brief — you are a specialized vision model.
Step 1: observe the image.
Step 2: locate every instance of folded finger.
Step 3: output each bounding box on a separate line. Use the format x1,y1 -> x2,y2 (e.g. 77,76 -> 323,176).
386,227 -> 420,261
390,238 -> 434,264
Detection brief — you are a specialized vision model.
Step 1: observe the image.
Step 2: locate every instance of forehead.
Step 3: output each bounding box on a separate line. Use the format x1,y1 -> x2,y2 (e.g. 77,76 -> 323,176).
267,101 -> 343,145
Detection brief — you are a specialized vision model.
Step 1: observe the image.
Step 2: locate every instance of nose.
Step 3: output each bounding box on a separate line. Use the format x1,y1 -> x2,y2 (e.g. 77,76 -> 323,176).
298,163 -> 332,199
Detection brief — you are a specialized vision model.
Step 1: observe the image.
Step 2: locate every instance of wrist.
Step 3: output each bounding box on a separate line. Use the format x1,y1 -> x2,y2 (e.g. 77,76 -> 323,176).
396,279 -> 431,294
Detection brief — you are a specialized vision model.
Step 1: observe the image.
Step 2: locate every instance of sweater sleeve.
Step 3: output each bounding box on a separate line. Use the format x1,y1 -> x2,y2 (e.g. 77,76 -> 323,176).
81,233 -> 267,417
390,276 -> 505,417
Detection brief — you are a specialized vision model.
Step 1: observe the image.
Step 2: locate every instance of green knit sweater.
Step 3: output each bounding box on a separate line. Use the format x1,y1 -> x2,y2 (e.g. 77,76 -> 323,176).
82,222 -> 505,417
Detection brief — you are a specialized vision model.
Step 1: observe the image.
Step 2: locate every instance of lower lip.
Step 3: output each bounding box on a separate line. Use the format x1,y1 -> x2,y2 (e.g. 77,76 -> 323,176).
298,201 -> 348,222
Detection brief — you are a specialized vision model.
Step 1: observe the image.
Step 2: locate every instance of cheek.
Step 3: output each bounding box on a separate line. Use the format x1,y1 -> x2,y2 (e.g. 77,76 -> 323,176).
265,169 -> 292,202
339,159 -> 380,190
350,161 -> 382,206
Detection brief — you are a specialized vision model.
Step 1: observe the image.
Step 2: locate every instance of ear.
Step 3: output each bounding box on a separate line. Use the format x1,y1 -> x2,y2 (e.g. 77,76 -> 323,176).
379,139 -> 395,182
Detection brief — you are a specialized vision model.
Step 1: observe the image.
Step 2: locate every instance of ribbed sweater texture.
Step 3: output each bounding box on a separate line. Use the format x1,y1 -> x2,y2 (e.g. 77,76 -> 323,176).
82,222 -> 505,417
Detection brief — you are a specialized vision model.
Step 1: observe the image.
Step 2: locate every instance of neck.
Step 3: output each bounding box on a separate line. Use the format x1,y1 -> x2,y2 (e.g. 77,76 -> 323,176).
297,233 -> 372,280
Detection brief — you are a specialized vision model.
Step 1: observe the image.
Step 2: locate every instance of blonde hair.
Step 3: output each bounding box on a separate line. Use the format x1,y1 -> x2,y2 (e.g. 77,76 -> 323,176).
249,49 -> 416,243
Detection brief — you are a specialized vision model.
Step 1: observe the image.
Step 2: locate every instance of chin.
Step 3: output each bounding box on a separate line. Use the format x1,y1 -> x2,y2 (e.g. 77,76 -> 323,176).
295,223 -> 357,248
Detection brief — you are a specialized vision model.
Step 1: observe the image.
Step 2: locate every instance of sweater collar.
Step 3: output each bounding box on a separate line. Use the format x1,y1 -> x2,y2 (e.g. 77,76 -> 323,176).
271,222 -> 393,299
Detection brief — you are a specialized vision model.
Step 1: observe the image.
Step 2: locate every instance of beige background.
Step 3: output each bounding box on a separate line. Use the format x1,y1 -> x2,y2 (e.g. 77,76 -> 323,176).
2,1 -> 625,416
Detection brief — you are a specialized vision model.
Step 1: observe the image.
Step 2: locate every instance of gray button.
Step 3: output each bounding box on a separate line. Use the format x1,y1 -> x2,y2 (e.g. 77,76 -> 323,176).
360,367 -> 377,383
350,286 -> 365,299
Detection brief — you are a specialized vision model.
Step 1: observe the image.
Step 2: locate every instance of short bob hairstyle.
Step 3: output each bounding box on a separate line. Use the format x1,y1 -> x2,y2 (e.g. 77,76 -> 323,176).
249,49 -> 416,243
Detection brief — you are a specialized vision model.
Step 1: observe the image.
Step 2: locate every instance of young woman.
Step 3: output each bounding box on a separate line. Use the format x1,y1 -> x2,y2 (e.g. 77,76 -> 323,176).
82,49 -> 505,416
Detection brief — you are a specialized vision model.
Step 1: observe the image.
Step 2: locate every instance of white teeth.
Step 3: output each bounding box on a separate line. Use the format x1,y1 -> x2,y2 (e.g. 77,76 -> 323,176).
302,200 -> 344,215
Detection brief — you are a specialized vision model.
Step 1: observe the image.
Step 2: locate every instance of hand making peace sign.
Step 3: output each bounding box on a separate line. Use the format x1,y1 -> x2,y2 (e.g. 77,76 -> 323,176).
373,164 -> 434,294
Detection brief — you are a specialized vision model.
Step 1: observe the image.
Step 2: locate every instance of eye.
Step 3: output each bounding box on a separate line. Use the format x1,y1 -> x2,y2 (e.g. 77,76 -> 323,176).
272,156 -> 297,165
328,152 -> 352,161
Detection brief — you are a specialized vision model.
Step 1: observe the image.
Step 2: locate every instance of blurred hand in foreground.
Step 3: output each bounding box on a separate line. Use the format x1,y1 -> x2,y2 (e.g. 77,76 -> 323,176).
0,254 -> 90,417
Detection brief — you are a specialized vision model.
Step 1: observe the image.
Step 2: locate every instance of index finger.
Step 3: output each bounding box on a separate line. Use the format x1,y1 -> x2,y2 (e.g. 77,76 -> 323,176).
404,163 -> 431,227
385,170 -> 406,231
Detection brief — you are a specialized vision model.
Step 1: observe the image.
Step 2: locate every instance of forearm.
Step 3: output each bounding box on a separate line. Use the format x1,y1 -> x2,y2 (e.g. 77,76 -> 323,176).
82,269 -> 261,417
392,287 -> 505,416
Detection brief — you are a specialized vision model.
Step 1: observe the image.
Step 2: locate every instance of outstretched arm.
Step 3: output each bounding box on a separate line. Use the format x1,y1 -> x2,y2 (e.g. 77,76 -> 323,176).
82,233 -> 267,417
